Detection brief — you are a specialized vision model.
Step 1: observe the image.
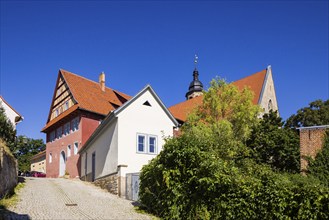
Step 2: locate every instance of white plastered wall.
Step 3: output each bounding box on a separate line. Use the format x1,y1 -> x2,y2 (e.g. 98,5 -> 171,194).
81,119 -> 119,179
259,67 -> 279,115
117,90 -> 175,178
0,98 -> 20,129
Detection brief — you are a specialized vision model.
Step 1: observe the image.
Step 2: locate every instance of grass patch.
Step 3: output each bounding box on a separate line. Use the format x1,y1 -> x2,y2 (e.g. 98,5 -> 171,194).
0,182 -> 25,209
134,205 -> 159,220
0,139 -> 14,159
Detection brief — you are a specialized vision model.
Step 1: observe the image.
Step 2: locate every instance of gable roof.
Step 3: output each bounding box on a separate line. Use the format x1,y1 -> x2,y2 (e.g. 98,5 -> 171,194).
169,68 -> 268,122
31,150 -> 46,161
114,85 -> 178,127
79,85 -> 179,154
41,69 -> 131,132
0,96 -> 23,123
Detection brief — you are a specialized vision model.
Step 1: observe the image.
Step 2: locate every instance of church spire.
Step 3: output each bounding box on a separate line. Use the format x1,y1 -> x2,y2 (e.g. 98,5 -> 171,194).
185,54 -> 204,100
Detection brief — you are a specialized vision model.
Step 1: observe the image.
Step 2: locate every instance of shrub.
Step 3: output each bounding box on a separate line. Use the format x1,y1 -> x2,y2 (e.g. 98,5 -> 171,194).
139,133 -> 329,219
308,131 -> 329,187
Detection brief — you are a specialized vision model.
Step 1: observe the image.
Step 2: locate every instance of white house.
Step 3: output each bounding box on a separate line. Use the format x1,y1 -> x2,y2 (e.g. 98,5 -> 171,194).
0,96 -> 23,129
79,85 -> 178,199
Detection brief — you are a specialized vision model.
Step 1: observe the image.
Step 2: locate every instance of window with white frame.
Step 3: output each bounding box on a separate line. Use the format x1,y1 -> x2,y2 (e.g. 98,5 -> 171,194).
74,142 -> 78,155
67,145 -> 71,157
49,153 -> 52,163
64,122 -> 70,136
72,117 -> 79,132
149,136 -> 157,154
137,134 -> 158,154
137,135 -> 146,153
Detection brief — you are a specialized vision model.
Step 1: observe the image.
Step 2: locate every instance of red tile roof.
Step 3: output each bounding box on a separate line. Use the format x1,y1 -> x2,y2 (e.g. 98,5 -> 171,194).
31,150 -> 46,161
169,69 -> 267,122
41,69 -> 131,132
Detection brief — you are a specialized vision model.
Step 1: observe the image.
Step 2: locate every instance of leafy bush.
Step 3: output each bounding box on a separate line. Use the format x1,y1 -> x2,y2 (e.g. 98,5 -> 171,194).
247,110 -> 300,173
139,133 -> 329,219
139,79 -> 329,219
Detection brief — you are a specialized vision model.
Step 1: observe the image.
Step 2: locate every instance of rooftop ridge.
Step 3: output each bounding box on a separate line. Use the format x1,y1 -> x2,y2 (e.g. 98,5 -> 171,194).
60,68 -> 131,97
232,68 -> 267,83
60,68 -> 108,89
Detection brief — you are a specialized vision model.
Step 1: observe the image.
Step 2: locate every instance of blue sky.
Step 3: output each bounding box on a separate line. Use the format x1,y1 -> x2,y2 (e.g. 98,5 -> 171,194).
1,1 -> 328,141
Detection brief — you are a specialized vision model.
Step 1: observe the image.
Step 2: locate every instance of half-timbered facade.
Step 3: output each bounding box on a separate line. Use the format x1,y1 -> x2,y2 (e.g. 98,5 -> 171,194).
41,69 -> 131,178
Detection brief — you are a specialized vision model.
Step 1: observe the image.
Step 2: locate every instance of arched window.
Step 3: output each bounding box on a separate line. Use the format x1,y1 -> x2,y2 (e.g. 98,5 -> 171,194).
268,99 -> 273,111
49,152 -> 52,163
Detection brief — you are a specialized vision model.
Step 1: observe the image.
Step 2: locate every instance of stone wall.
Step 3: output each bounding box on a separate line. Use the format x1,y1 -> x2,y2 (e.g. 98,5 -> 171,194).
300,127 -> 328,172
93,173 -> 119,195
0,145 -> 18,199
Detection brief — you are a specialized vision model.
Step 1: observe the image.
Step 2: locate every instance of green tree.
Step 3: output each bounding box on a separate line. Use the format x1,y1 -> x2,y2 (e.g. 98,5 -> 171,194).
0,104 -> 45,172
0,107 -> 16,146
307,131 -> 329,186
183,78 -> 260,160
285,99 -> 329,128
139,79 -> 329,219
247,110 -> 300,173
11,136 -> 45,172
140,78 -> 261,218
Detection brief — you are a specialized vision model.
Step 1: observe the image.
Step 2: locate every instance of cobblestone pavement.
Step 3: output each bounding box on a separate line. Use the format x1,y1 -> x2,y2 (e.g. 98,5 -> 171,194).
4,177 -> 152,219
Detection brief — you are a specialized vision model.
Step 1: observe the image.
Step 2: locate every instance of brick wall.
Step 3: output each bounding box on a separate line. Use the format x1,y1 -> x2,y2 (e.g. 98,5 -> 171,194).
300,127 -> 328,173
45,112 -> 103,178
0,145 -> 17,199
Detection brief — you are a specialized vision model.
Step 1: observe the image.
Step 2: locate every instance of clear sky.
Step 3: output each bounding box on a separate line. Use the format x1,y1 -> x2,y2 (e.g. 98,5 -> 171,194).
1,0 -> 328,141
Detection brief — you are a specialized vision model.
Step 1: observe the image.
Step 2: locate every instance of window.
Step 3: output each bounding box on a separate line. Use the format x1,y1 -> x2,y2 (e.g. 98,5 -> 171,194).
268,99 -> 273,111
55,109 -> 59,117
64,101 -> 69,111
74,142 -> 78,155
149,136 -> 157,154
72,117 -> 79,132
137,135 -> 146,153
137,134 -> 158,154
84,152 -> 88,176
64,122 -> 70,136
49,153 -> 52,163
143,101 -> 152,107
56,127 -> 62,139
67,145 -> 71,157
49,131 -> 56,142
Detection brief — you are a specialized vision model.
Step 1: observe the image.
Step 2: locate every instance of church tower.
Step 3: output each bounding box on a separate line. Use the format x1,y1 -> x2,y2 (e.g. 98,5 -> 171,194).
185,53 -> 204,100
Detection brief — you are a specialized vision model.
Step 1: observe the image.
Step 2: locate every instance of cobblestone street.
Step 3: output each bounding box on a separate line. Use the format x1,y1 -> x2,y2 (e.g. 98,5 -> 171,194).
3,177 -> 152,219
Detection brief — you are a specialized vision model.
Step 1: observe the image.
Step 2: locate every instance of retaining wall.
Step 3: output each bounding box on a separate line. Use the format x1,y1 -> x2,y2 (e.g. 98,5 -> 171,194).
0,146 -> 18,199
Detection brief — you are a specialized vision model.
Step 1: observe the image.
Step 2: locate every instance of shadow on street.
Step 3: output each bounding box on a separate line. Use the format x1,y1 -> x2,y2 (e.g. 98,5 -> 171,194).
0,177 -> 30,220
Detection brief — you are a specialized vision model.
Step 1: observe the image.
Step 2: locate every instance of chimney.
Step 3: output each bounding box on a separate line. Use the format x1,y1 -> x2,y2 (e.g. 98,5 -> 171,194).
99,72 -> 105,92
